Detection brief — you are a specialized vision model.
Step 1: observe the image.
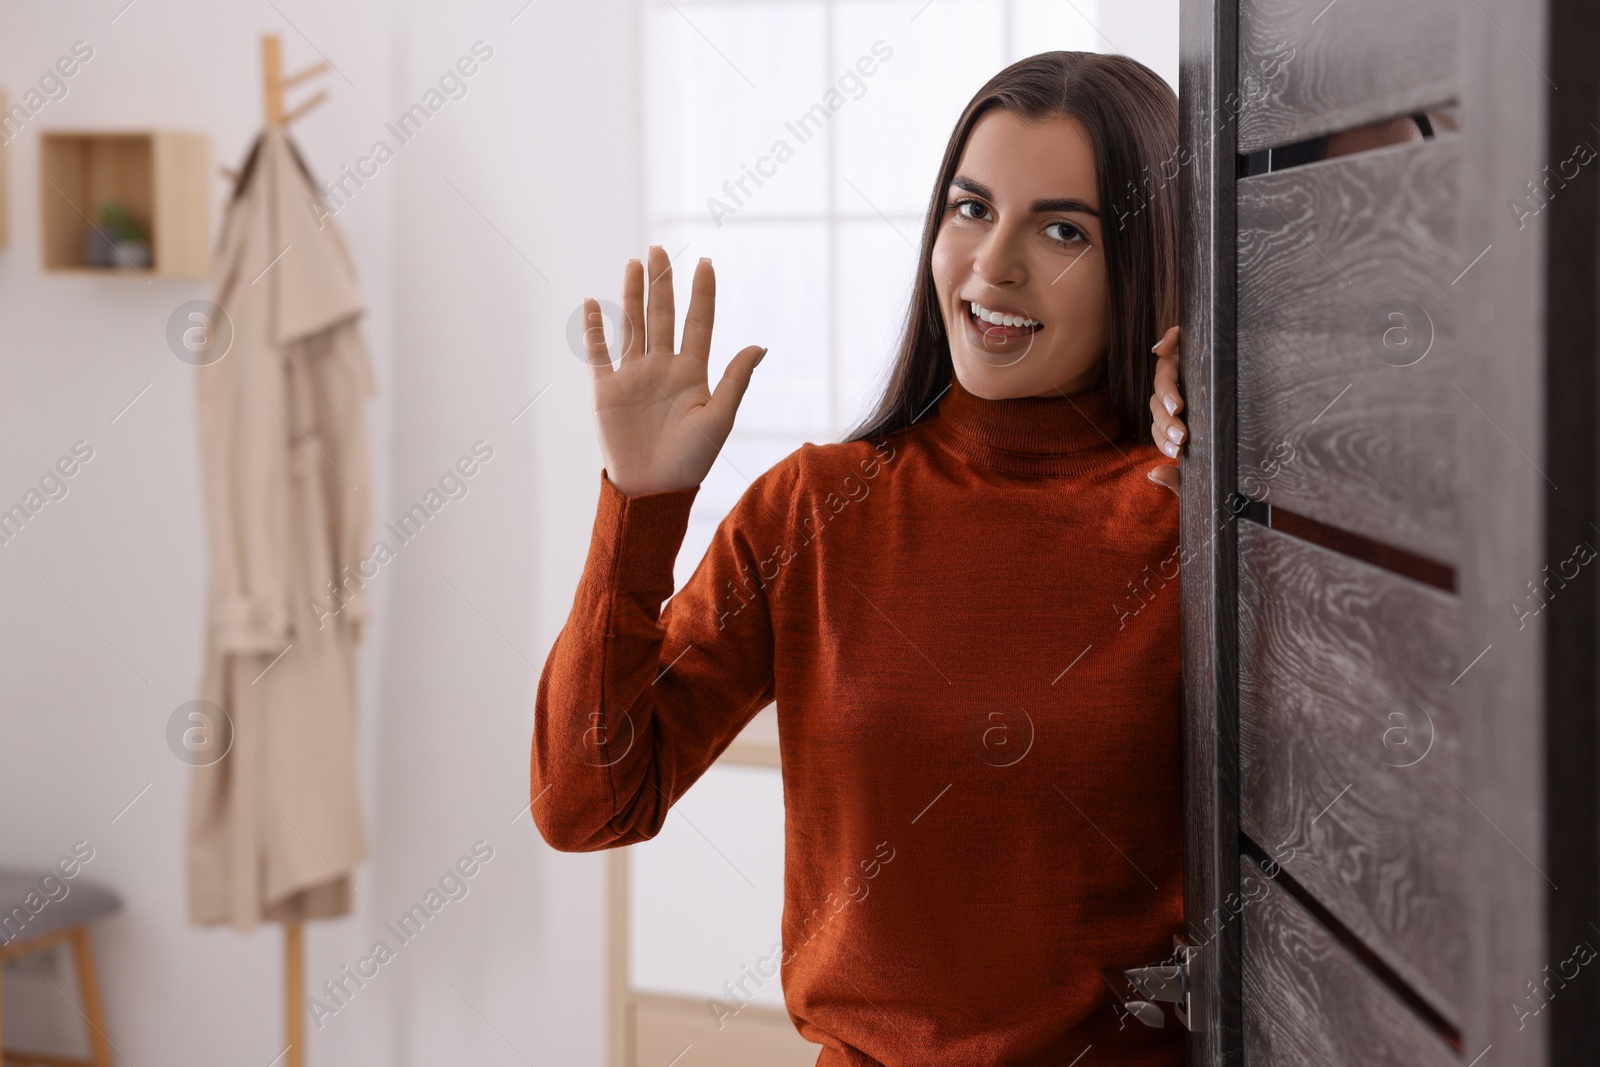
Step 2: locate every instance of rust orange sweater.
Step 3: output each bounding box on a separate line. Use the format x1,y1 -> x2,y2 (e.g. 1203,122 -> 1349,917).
532,375 -> 1185,1066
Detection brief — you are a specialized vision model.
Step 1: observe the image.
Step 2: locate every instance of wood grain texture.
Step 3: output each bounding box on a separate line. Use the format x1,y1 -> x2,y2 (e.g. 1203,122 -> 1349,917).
1236,137 -> 1459,563
1240,857 -> 1459,1067
1452,0 -> 1552,1059
1179,0 -> 1243,1059
1238,522 -> 1462,1020
1237,0 -> 1458,153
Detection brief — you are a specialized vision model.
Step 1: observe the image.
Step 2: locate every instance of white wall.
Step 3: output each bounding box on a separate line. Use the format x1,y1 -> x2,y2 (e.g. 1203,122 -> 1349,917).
0,1 -> 640,1064
362,1 -> 642,1064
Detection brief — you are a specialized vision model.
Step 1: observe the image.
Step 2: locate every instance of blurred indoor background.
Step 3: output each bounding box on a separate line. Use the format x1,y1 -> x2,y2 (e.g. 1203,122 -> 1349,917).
0,1 -> 1175,1063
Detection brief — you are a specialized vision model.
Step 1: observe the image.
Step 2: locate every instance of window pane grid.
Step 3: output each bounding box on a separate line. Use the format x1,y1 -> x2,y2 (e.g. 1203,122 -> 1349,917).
643,0 -> 1107,578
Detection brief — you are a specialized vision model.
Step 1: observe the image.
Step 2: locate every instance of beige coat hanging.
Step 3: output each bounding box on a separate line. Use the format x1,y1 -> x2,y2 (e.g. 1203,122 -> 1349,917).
188,127 -> 373,930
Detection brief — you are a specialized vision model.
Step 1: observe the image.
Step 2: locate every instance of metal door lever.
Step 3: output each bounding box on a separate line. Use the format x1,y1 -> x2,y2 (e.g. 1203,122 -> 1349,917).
1100,936 -> 1207,1032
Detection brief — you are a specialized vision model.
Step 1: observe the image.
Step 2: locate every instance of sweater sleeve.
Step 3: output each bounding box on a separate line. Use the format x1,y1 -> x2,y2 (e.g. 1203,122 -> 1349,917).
531,459 -> 796,852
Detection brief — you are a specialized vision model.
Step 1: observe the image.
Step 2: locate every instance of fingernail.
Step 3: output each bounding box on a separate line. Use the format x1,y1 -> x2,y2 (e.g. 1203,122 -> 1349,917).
1166,425 -> 1185,444
756,346 -> 768,362
1163,395 -> 1178,416
1163,441 -> 1180,458
1151,342 -> 1162,353
699,257 -> 710,264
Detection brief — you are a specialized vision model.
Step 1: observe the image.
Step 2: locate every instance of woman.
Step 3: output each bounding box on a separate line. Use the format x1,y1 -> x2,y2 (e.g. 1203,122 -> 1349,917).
534,52 -> 1187,1066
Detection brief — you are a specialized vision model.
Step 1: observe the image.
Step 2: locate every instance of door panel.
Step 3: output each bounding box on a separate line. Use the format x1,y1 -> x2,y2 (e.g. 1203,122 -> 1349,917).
1229,2 -> 1469,1051
1237,0 -> 1457,153
1182,0 -> 1600,1063
1237,522 -> 1461,1018
1239,857 -> 1458,1067
1176,0 -> 1244,1058
1236,139 -> 1459,562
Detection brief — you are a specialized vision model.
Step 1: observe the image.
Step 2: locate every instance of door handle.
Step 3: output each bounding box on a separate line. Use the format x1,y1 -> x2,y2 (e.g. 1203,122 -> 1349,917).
1100,936 -> 1207,1032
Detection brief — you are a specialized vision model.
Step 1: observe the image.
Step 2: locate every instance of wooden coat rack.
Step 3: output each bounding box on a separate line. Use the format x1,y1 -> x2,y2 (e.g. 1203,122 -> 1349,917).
259,34 -> 332,1067
221,35 -> 330,186
262,34 -> 330,128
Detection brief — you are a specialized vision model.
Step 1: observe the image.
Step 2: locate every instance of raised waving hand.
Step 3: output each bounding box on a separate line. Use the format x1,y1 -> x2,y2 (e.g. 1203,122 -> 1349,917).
582,245 -> 767,498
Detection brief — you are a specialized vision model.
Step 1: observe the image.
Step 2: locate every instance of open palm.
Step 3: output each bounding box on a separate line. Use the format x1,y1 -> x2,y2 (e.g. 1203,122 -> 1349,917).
583,245 -> 766,498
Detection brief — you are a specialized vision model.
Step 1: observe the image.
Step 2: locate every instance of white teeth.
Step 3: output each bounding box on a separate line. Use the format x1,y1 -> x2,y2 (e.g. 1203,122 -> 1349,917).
968,301 -> 1040,329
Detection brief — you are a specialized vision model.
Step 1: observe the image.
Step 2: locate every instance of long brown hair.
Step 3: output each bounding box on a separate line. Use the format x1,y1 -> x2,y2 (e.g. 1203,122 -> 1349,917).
846,51 -> 1179,443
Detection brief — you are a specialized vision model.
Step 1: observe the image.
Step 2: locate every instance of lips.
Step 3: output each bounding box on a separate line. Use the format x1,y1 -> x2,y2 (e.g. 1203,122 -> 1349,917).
967,299 -> 1043,331
960,298 -> 1042,354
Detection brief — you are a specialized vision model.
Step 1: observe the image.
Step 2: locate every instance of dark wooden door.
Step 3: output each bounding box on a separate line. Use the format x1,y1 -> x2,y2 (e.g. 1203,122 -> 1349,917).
1175,0 -> 1600,1063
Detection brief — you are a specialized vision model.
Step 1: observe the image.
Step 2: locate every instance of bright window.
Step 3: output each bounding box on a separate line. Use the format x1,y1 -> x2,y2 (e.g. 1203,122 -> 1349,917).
643,0 -> 1111,584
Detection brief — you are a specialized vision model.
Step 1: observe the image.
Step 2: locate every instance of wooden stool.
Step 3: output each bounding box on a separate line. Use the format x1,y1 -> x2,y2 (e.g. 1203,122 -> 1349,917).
0,868 -> 121,1067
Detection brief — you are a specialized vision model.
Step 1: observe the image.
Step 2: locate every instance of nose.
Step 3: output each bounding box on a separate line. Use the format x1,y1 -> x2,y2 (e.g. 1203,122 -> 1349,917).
970,220 -> 1029,288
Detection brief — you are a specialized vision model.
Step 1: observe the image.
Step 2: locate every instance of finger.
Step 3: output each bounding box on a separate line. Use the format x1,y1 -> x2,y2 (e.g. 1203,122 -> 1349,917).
1153,370 -> 1183,424
1153,349 -> 1180,390
1149,394 -> 1187,458
1152,326 -> 1183,415
1154,359 -> 1185,419
681,258 -> 716,364
645,244 -> 676,356
1147,464 -> 1181,496
619,258 -> 644,363
581,298 -> 615,379
703,345 -> 767,431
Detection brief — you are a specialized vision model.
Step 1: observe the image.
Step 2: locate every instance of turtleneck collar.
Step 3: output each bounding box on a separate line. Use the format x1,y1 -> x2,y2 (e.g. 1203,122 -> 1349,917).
924,373 -> 1129,476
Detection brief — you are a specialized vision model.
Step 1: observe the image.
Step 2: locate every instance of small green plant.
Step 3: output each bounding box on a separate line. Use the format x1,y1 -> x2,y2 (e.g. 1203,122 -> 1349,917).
96,201 -> 148,244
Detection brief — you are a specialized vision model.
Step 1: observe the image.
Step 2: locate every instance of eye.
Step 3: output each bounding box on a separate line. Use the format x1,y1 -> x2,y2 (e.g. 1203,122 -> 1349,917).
949,197 -> 991,221
1044,220 -> 1088,247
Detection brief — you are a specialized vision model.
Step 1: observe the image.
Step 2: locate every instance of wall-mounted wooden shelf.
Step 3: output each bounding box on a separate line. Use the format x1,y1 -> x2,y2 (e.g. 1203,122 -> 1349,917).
39,130 -> 209,278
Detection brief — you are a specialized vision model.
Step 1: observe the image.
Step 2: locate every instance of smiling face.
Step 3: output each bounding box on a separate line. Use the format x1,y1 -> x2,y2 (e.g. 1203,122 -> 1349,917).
931,108 -> 1109,400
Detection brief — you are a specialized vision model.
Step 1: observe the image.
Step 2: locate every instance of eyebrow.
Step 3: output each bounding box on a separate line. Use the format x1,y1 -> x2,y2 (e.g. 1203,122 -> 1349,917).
950,175 -> 1101,218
